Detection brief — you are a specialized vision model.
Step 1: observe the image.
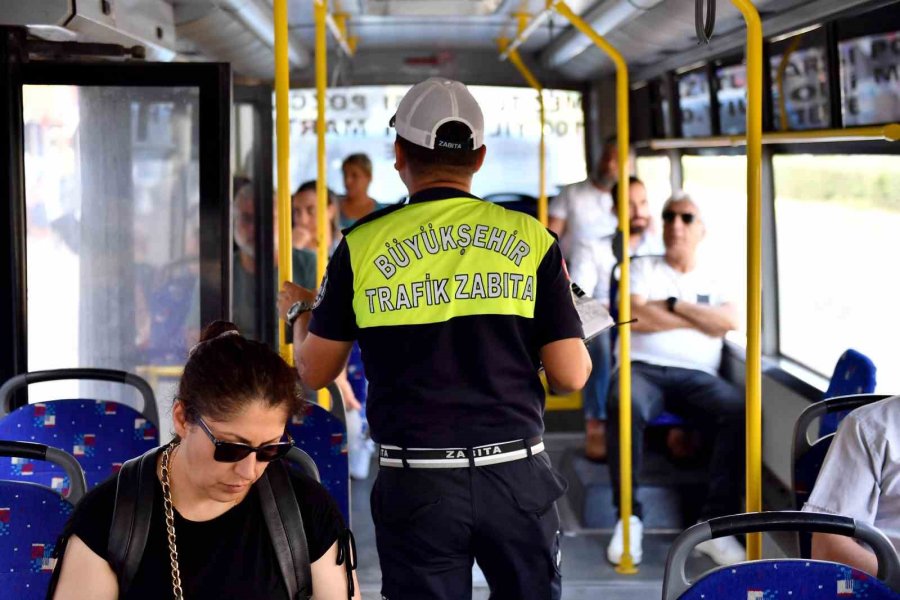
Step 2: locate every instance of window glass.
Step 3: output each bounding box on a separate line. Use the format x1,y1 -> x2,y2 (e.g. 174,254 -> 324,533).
678,70 -> 713,137
716,63 -> 747,135
635,155 -> 672,219
287,86 -> 587,203
839,30 -> 900,126
23,85 -> 201,419
769,29 -> 831,130
681,155 -> 748,341
774,154 -> 900,392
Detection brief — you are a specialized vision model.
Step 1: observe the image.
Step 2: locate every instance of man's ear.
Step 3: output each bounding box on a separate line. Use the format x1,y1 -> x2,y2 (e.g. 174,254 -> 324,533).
393,140 -> 405,172
473,145 -> 487,173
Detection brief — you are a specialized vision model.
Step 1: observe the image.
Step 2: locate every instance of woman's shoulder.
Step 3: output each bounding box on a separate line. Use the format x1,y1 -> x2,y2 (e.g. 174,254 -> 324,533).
284,468 -> 347,562
66,475 -> 120,557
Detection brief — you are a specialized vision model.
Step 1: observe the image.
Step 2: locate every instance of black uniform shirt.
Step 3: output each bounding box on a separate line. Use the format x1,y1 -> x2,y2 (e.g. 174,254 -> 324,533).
310,187 -> 583,448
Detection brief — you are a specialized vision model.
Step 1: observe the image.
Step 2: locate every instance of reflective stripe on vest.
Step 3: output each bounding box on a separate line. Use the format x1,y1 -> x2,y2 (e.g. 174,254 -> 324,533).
346,197 -> 554,329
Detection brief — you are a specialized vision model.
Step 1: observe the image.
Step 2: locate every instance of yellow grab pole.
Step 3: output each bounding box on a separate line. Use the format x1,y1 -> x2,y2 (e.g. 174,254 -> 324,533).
732,0 -> 764,560
775,36 -> 803,131
274,0 -> 293,363
554,0 -> 636,574
501,20 -> 548,227
314,0 -> 329,287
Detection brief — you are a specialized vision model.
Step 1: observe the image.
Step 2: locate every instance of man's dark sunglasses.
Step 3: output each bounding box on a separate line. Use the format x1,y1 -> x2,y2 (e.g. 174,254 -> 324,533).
197,418 -> 294,463
662,210 -> 696,225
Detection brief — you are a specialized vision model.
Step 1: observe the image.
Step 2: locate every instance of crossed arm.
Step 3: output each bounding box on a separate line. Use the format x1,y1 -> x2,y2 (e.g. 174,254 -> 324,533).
630,294 -> 738,337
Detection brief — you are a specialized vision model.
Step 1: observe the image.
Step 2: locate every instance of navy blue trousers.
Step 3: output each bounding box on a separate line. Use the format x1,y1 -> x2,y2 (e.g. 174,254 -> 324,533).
607,362 -> 745,521
372,452 -> 566,600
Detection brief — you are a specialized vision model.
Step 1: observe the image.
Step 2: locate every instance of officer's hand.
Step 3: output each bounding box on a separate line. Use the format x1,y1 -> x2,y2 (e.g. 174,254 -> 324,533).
278,281 -> 316,320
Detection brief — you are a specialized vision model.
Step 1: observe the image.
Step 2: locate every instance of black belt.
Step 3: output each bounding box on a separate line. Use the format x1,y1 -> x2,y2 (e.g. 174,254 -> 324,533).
378,436 -> 544,469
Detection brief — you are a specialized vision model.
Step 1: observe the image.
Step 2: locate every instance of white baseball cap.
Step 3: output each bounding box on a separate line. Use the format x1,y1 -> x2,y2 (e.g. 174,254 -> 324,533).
390,77 -> 485,151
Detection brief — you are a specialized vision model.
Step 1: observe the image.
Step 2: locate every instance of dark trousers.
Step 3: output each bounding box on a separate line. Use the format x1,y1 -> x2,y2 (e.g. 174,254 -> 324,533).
372,452 -> 566,600
607,362 -> 745,521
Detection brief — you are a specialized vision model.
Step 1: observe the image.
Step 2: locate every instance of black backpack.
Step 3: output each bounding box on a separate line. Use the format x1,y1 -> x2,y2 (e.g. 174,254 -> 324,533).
108,446 -> 312,599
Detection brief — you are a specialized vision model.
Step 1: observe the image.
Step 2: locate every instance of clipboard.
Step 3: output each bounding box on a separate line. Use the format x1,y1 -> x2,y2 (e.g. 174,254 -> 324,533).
571,282 -> 615,343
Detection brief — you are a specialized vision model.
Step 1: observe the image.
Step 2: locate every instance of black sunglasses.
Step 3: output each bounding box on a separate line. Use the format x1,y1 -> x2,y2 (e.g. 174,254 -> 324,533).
197,418 -> 294,463
662,210 -> 696,225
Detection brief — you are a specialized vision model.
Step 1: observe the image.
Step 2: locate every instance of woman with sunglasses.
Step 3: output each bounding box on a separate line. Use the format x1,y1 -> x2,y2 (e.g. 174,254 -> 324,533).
50,321 -> 360,600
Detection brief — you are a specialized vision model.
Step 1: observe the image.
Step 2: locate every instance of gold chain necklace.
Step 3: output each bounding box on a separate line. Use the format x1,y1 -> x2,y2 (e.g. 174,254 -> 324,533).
161,443 -> 185,600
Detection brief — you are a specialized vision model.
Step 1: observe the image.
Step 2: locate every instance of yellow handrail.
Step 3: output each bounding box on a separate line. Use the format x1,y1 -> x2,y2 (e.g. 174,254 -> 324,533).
499,21 -> 548,226
647,124 -> 900,149
274,0 -> 293,364
314,0 -> 329,288
775,35 -> 803,132
731,0 -> 764,561
554,0 -> 636,574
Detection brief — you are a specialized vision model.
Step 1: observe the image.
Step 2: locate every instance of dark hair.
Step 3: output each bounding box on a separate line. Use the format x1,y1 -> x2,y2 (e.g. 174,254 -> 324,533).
293,180 -> 336,205
233,176 -> 252,200
176,321 -> 303,424
397,121 -> 481,177
611,176 -> 644,208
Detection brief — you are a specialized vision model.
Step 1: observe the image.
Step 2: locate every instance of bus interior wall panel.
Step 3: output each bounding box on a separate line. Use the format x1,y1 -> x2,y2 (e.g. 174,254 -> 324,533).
0,28 -> 28,395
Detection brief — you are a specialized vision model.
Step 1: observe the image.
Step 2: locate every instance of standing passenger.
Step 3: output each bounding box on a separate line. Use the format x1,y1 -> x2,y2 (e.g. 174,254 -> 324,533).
339,153 -> 384,230
289,77 -> 592,600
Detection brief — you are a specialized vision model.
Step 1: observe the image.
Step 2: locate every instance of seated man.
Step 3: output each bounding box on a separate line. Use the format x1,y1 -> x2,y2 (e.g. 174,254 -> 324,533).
569,176 -> 662,461
606,192 -> 745,567
805,395 -> 900,575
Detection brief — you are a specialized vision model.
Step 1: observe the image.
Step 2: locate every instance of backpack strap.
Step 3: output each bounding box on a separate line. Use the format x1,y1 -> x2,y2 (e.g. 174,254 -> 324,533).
257,460 -> 312,600
108,446 -> 161,595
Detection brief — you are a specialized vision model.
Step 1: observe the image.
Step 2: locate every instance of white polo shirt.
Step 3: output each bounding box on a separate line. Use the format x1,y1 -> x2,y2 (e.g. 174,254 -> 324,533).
548,179 -> 617,258
568,233 -> 664,306
804,395 -> 900,553
628,255 -> 730,375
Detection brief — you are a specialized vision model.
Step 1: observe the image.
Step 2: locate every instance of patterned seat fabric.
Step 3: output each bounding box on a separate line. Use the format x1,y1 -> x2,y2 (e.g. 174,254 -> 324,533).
679,560 -> 900,599
0,400 -> 158,491
287,402 -> 350,523
819,349 -> 877,437
0,481 -> 74,600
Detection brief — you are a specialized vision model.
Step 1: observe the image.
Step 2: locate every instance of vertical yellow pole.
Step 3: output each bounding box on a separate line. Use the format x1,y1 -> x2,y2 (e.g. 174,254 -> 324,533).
314,0 -> 328,287
732,0 -> 764,560
274,0 -> 293,363
554,0 -> 636,574
775,36 -> 803,131
503,17 -> 548,227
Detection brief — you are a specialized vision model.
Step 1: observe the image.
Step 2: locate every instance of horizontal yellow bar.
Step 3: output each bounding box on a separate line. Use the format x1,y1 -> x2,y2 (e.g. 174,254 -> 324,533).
648,124 -> 900,149
135,366 -> 184,378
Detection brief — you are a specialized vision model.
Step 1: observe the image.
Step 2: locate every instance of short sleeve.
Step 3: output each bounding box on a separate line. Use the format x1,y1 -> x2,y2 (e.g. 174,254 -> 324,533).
534,241 -> 584,345
629,256 -> 652,299
548,187 -> 571,220
290,472 -> 347,563
803,414 -> 882,525
308,239 -> 358,341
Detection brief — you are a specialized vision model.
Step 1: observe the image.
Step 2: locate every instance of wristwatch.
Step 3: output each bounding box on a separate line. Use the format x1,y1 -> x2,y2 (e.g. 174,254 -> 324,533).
286,300 -> 315,327
666,296 -> 678,313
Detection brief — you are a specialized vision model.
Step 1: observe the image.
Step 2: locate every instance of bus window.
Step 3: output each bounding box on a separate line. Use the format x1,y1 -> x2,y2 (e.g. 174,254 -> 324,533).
839,29 -> 900,126
769,27 -> 831,131
635,155 -> 672,219
681,154 -> 748,342
774,154 -> 900,392
677,69 -> 713,138
23,85 -> 201,406
288,85 -> 587,203
716,63 -> 747,135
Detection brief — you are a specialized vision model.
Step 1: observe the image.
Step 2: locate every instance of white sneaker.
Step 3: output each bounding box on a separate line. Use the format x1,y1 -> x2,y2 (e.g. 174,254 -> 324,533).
606,516 -> 643,565
695,535 -> 745,566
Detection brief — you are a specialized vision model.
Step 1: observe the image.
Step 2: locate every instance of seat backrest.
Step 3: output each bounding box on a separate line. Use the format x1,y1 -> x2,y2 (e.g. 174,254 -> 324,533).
287,400 -> 350,524
0,400 -> 158,490
819,349 -> 877,437
663,511 -> 900,600
791,393 -> 890,556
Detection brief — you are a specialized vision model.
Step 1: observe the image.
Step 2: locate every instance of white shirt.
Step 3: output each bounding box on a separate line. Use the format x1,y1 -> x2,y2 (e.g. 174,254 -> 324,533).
804,396 -> 900,553
548,179 -> 617,257
628,255 -> 729,375
569,233 -> 664,306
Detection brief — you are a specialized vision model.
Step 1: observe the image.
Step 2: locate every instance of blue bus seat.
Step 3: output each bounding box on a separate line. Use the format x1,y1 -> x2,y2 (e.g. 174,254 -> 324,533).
287,399 -> 350,524
0,369 -> 159,490
819,349 -> 877,437
663,511 -> 900,600
791,393 -> 890,557
0,441 -> 86,600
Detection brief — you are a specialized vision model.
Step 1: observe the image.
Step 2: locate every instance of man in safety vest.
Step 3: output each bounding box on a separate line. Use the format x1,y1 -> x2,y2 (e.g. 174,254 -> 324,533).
287,77 -> 592,600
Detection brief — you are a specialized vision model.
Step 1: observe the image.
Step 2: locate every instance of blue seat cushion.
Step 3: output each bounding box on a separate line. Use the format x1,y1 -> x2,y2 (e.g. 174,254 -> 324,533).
820,349 -> 877,437
0,400 -> 158,490
679,559 -> 900,599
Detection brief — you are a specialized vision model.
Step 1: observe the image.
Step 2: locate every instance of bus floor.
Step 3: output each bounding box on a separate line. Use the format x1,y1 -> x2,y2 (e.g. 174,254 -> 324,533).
349,431 -> 724,599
